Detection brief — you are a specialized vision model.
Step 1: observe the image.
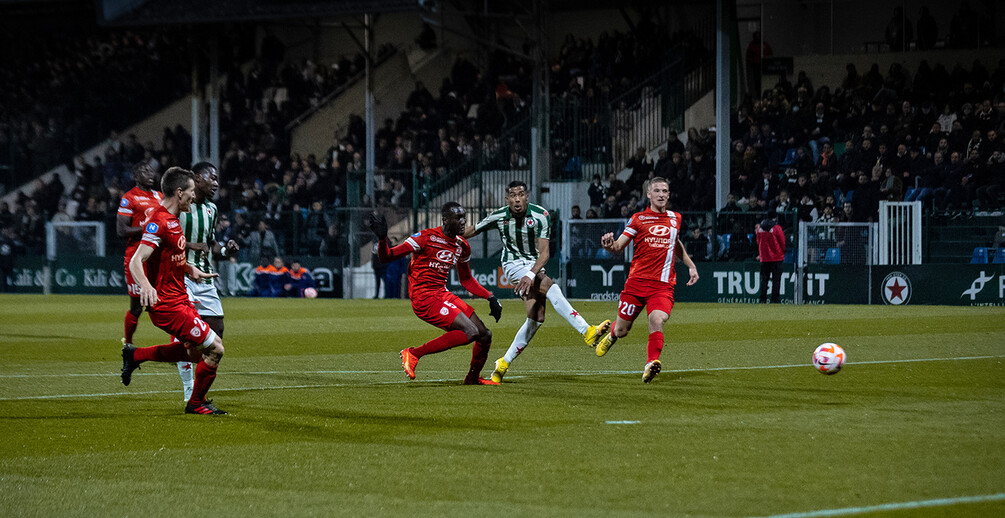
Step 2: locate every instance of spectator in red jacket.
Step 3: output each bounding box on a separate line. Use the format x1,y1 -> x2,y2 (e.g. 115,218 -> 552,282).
755,218 -> 786,304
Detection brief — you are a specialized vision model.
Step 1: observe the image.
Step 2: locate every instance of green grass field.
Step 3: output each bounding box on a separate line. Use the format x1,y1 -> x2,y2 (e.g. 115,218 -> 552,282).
1,295 -> 1004,517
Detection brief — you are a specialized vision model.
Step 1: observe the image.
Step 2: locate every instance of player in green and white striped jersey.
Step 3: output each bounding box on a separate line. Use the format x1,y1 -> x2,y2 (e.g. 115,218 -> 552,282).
177,162 -> 239,400
465,180 -> 610,382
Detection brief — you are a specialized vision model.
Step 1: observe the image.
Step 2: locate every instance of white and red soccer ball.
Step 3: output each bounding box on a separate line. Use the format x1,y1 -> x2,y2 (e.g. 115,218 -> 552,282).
812,343 -> 845,374
303,287 -> 318,299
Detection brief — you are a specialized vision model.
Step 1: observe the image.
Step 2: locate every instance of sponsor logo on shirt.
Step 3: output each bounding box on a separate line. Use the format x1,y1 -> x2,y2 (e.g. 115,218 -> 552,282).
120,198 -> 129,207
436,250 -> 456,263
430,236 -> 448,245
649,225 -> 671,237
412,232 -> 421,237
167,220 -> 180,229
145,222 -> 159,233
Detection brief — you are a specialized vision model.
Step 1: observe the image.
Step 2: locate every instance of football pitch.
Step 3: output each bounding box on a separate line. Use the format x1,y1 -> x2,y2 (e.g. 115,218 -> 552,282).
1,295 -> 1003,517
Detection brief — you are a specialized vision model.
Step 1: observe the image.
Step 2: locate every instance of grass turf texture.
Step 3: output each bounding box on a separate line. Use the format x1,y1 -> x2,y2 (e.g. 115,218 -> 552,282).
1,294 -> 1003,517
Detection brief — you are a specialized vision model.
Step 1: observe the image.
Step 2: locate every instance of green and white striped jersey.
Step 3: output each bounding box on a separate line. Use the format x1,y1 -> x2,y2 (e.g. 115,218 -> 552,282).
473,202 -> 552,263
180,201 -> 218,283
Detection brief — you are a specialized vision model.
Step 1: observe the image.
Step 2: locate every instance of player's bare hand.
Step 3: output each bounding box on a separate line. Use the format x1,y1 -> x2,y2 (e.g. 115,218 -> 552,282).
140,286 -> 159,307
188,242 -> 210,252
488,296 -> 502,322
687,266 -> 699,286
188,266 -> 219,282
225,239 -> 240,254
600,232 -> 615,250
514,276 -> 534,298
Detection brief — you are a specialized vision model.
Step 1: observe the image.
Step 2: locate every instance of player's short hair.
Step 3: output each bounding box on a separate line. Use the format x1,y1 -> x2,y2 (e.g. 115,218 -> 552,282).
191,162 -> 216,177
649,177 -> 669,189
161,167 -> 195,195
442,201 -> 462,218
507,180 -> 528,192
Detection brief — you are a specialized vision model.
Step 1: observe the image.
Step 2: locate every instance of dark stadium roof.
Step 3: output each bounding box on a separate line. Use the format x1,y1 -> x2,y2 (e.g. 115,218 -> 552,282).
97,0 -> 421,26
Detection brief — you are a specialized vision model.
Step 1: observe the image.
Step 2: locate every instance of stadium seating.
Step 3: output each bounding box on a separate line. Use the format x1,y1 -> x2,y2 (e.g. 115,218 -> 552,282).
992,248 -> 1005,264
824,247 -> 841,264
970,247 -> 989,264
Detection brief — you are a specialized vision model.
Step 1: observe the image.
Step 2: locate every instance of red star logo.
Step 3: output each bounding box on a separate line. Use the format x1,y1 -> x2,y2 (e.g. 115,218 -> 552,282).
182,363 -> 192,370
887,279 -> 906,301
570,311 -> 579,317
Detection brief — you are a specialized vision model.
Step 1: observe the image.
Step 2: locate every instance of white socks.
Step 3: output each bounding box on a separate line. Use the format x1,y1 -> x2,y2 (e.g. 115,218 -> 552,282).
178,361 -> 194,402
504,318 -> 542,363
546,284 -> 589,334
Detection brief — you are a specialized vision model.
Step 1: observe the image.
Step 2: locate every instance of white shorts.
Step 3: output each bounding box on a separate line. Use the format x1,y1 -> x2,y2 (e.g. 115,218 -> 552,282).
185,277 -> 223,317
502,259 -> 546,286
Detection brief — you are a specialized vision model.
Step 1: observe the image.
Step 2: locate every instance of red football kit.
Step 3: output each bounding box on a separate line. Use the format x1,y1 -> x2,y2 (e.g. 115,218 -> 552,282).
616,207 -> 683,322
119,187 -> 163,296
379,227 -> 492,330
139,205 -> 213,346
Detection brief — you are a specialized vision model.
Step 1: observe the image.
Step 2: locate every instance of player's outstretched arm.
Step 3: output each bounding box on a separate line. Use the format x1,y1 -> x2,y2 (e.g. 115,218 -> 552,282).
128,244 -> 159,307
601,232 -> 630,253
675,238 -> 699,286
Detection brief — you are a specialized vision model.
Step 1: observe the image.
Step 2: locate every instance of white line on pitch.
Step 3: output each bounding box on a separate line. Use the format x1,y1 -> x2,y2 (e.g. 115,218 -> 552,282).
0,355 -> 1002,401
1,354 -> 1001,379
754,492 -> 1005,518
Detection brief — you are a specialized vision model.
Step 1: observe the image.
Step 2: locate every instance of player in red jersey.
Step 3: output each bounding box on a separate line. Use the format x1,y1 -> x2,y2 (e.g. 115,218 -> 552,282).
119,167 -> 227,415
116,163 -> 192,398
369,202 -> 503,385
594,177 -> 699,383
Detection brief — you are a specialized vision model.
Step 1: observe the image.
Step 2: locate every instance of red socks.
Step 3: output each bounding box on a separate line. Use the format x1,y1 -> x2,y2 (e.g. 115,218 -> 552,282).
133,342 -> 191,363
413,330 -> 469,358
464,340 -> 490,383
647,331 -> 664,363
124,311 -> 139,343
188,361 -> 218,406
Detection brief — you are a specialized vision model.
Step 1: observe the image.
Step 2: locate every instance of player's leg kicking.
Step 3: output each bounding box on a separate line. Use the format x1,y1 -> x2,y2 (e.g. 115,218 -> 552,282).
121,304 -> 227,414
399,293 -> 497,385
490,260 -> 610,383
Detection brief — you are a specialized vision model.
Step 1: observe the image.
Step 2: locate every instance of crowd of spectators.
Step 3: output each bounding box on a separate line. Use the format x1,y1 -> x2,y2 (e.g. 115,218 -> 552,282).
5,13 -> 1004,268
0,23 -> 253,186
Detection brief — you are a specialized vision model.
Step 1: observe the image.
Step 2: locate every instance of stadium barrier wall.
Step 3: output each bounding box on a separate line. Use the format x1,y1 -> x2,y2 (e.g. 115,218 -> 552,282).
8,256 -> 1004,306
7,257 -> 343,298
561,259 -> 1005,307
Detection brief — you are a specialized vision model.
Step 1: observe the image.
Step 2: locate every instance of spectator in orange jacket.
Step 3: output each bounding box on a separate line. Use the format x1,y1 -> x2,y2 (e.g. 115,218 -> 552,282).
755,218 -> 786,304
283,259 -> 316,297
251,256 -> 288,297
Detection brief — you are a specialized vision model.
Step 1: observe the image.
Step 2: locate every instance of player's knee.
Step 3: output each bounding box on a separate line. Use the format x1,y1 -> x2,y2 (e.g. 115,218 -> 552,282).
613,322 -> 631,338
478,328 -> 492,344
539,276 -> 553,292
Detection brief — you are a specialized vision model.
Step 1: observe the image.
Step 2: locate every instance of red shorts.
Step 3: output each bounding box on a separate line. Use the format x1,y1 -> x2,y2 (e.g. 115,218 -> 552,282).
148,301 -> 215,347
412,291 -> 474,330
617,277 -> 675,322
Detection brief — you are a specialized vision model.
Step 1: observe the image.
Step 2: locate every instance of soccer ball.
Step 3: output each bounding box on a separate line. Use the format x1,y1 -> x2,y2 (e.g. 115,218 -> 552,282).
812,343 -> 845,375
303,287 -> 318,299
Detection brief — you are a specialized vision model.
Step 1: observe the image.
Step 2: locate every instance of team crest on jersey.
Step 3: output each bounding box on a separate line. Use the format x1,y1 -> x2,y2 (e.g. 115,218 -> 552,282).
120,198 -> 129,207
526,219 -> 535,227
145,222 -> 159,233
